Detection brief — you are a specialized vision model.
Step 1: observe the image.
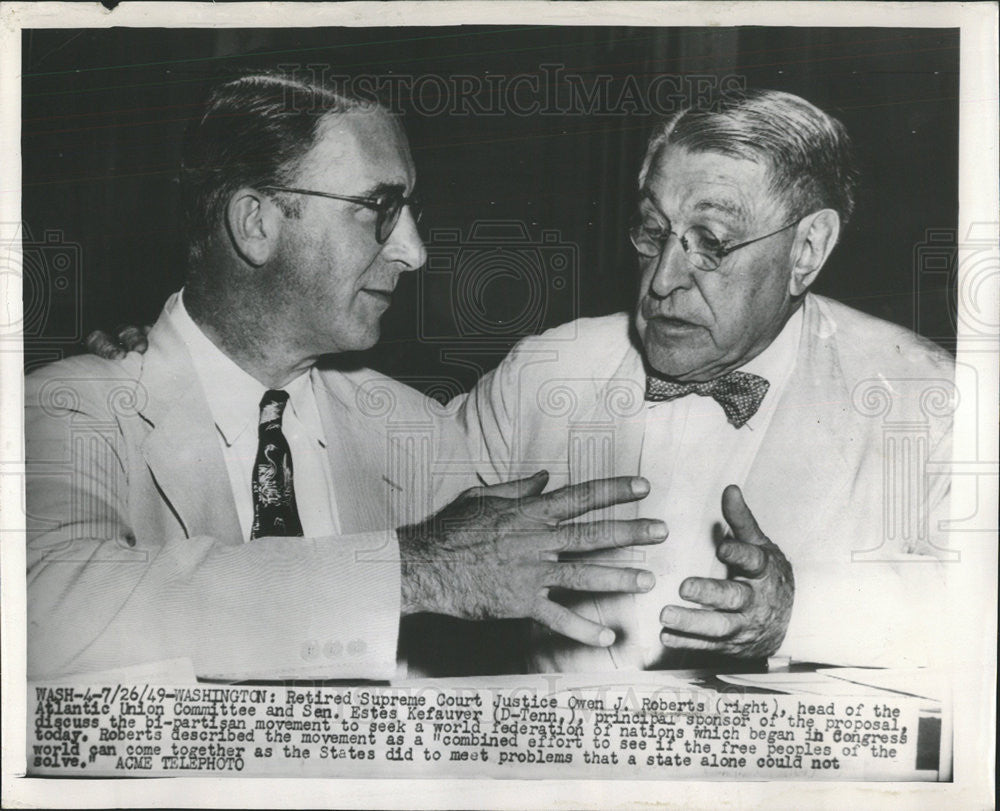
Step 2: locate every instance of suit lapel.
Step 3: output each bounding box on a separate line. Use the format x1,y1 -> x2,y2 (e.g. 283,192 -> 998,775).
566,343 -> 647,522
554,335 -> 647,669
314,371 -> 409,534
744,296 -> 856,544
610,347 -> 648,516
138,302 -> 243,546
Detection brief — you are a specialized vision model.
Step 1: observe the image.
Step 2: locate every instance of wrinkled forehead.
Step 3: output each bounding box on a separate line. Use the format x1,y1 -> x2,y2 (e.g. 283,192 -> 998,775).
641,145 -> 780,223
295,108 -> 416,191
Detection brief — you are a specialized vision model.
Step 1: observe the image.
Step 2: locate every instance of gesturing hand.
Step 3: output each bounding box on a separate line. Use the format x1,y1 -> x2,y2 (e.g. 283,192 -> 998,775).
85,324 -> 150,359
399,471 -> 668,648
659,484 -> 794,658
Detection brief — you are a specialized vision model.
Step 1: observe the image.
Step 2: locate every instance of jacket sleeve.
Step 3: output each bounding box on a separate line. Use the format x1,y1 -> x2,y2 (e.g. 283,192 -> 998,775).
25,369 -> 401,682
443,337 -> 545,489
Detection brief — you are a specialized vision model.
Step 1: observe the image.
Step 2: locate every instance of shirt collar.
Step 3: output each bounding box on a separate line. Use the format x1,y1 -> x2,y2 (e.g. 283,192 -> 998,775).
167,290 -> 326,448
729,304 -> 804,429
287,368 -> 329,448
739,304 -> 804,385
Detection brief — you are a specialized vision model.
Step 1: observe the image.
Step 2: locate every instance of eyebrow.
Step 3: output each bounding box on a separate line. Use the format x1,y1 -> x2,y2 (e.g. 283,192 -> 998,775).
639,189 -> 748,225
693,198 -> 748,222
638,189 -> 669,219
361,181 -> 408,198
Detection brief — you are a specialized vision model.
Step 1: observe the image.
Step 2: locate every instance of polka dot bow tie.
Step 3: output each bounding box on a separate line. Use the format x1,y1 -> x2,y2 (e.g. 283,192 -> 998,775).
645,370 -> 771,428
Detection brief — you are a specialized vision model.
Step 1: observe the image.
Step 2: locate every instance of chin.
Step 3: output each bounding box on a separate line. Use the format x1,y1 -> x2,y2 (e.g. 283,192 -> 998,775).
358,323 -> 382,351
645,347 -> 727,383
643,342 -> 691,379
349,331 -> 381,353
323,324 -> 381,355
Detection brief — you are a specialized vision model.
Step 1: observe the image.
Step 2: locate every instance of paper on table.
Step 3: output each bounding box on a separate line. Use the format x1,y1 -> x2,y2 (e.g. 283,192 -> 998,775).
38,657 -> 198,684
716,670 -> 939,701
400,670 -> 702,691
817,668 -> 945,703
717,672 -> 881,696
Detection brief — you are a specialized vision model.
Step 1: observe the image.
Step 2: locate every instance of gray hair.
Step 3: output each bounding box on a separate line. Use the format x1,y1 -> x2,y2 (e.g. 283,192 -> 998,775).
638,88 -> 858,225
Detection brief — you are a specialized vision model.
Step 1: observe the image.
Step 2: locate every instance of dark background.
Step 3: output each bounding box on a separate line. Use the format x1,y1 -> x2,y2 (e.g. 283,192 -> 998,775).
21,26 -> 959,392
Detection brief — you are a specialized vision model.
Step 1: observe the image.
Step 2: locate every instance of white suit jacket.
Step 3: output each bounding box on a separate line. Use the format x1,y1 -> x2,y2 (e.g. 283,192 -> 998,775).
452,294 -> 955,671
26,295 -> 450,681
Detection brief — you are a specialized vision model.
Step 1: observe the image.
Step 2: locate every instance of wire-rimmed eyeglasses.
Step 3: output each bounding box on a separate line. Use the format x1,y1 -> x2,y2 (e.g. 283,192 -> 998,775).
629,212 -> 804,271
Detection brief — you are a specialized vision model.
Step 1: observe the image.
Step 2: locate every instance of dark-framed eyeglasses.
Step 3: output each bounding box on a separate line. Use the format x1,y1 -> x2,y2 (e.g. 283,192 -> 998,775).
629,213 -> 804,272
260,185 -> 422,244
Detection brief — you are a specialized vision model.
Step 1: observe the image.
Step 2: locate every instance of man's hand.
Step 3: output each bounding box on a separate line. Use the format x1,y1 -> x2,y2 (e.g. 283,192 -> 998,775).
659,484 -> 794,658
399,471 -> 668,648
85,325 -> 150,359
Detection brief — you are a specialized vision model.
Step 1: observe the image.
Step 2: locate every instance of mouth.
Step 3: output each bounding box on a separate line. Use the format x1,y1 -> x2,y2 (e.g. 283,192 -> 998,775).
645,315 -> 702,332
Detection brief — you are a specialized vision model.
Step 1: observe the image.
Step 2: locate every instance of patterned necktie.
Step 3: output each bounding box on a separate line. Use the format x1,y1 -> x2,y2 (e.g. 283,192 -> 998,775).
645,370 -> 770,428
250,389 -> 304,539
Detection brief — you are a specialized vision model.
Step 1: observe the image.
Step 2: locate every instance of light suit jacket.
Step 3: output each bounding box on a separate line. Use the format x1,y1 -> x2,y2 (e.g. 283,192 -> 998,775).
452,294 -> 955,671
26,296 -> 450,681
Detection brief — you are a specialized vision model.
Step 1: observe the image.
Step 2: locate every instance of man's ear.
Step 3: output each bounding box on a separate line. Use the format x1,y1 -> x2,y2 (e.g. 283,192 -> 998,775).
788,208 -> 840,296
225,189 -> 284,267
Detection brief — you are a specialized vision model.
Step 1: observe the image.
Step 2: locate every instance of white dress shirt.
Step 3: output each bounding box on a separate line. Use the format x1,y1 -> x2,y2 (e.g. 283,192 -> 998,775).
630,306 -> 805,667
167,291 -> 341,541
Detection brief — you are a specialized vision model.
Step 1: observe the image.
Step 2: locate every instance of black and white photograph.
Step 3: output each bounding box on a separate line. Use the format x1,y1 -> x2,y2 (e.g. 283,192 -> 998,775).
1,2 -> 996,808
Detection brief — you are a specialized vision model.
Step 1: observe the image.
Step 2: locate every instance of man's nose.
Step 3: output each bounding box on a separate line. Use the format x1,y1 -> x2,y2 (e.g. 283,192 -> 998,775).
384,205 -> 426,271
647,235 -> 693,298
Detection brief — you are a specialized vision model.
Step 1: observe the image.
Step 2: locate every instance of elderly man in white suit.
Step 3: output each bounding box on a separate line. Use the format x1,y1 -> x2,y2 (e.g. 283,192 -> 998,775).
453,89 -> 954,673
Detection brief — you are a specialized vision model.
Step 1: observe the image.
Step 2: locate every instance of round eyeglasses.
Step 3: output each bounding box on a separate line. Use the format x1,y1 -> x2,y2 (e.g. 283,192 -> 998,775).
629,213 -> 803,272
260,185 -> 422,244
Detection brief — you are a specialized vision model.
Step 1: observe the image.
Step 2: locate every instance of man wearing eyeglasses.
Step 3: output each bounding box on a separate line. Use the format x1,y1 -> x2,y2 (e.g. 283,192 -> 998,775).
24,71 -> 667,680
453,88 -> 954,672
